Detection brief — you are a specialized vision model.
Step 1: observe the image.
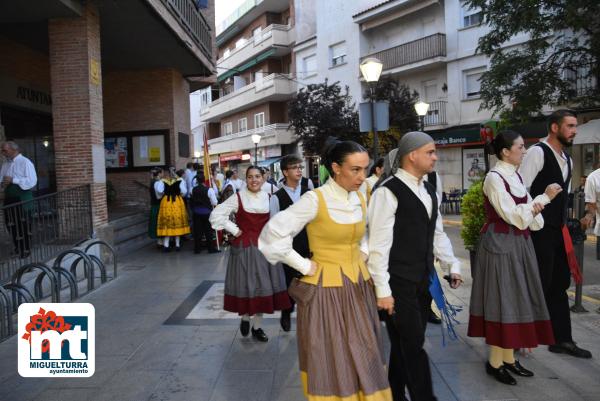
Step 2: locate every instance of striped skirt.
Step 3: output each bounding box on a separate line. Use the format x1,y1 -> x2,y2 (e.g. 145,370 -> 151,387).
288,275 -> 392,401
224,244 -> 290,315
468,225 -> 555,348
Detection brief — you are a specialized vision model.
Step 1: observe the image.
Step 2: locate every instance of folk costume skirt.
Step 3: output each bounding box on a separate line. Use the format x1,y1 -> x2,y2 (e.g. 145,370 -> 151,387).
468,224 -> 555,348
156,196 -> 190,237
288,274 -> 392,401
148,204 -> 160,239
223,243 -> 290,315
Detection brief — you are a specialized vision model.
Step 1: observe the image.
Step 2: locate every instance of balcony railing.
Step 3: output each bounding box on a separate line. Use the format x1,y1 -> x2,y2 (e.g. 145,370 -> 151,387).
563,64 -> 598,98
217,24 -> 292,64
207,73 -> 294,108
423,100 -> 447,127
208,123 -> 290,144
363,33 -> 446,71
218,0 -> 263,35
161,0 -> 212,59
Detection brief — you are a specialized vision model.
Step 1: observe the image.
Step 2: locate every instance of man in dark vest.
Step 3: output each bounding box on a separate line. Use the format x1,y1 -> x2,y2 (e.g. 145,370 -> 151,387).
190,172 -> 220,254
269,154 -> 311,331
1,141 -> 37,258
519,109 -> 592,359
368,132 -> 462,401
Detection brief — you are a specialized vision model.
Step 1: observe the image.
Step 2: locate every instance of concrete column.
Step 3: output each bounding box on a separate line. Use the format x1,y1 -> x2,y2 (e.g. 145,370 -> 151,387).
49,2 -> 107,229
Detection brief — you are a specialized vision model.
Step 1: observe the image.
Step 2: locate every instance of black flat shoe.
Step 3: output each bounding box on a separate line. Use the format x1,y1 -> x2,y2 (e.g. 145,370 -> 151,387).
251,327 -> 268,342
240,320 -> 250,337
486,362 -> 516,385
280,310 -> 291,332
428,309 -> 442,325
504,360 -> 534,377
548,342 -> 592,359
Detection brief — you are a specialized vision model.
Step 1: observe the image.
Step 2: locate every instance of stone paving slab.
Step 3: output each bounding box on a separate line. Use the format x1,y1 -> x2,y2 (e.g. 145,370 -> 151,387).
0,243 -> 598,401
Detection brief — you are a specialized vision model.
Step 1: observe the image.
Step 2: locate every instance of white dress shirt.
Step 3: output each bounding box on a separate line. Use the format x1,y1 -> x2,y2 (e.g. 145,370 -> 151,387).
261,181 -> 277,195
259,178 -> 368,276
519,138 -> 572,192
367,168 -> 461,298
484,160 -> 548,231
584,168 -> 600,235
269,182 -> 304,216
154,179 -> 187,199
0,153 -> 37,190
183,169 -> 196,197
210,188 -> 270,237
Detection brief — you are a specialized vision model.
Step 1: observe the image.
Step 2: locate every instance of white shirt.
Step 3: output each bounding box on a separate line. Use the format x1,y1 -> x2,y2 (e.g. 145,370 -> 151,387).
210,188 -> 270,237
519,138 -> 572,192
584,168 -> 600,235
184,169 -> 196,196
259,178 -> 368,276
0,153 -> 37,190
261,181 -> 277,195
367,168 -> 461,298
484,160 -> 548,231
232,178 -> 245,191
269,182 -> 304,216
423,171 -> 443,207
154,178 -> 187,199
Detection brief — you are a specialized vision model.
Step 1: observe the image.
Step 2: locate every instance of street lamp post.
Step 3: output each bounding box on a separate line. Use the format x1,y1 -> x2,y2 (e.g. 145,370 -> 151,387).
360,57 -> 383,161
251,134 -> 261,165
414,100 -> 430,131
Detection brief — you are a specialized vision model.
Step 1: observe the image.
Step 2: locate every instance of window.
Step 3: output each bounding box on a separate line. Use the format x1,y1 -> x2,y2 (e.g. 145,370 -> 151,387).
238,118 -> 247,133
253,27 -> 262,40
461,2 -> 483,28
329,42 -> 347,67
224,122 -> 233,136
303,54 -> 317,78
254,69 -> 264,83
464,68 -> 485,99
254,112 -> 265,129
235,37 -> 246,48
223,48 -> 231,59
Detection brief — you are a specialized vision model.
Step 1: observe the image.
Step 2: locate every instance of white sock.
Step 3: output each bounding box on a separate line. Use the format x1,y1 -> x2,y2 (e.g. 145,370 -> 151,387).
241,314 -> 250,322
163,236 -> 170,247
175,236 -> 180,247
157,239 -> 162,245
252,314 -> 263,329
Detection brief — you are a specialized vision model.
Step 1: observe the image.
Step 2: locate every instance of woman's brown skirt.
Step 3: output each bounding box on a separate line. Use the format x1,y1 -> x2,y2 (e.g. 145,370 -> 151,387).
288,274 -> 392,401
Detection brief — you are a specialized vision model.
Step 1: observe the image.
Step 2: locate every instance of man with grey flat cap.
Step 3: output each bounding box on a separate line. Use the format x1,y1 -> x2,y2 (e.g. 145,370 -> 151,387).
367,132 -> 462,401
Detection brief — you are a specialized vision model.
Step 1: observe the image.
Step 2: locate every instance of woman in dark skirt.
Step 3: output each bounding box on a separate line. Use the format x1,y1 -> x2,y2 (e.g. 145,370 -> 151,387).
259,139 -> 391,401
209,165 -> 290,342
468,130 -> 562,385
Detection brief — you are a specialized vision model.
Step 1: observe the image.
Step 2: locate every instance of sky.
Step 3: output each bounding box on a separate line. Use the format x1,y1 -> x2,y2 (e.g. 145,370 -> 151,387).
215,0 -> 246,26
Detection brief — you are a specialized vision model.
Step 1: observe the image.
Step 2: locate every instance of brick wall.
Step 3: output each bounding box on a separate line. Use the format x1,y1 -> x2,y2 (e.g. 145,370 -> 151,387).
0,36 -> 50,89
219,101 -> 289,134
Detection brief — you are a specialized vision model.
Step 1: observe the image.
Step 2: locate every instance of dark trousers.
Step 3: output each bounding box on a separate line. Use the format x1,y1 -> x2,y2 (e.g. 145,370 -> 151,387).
282,264 -> 301,313
385,275 -> 437,401
531,227 -> 573,343
192,213 -> 215,252
4,197 -> 31,257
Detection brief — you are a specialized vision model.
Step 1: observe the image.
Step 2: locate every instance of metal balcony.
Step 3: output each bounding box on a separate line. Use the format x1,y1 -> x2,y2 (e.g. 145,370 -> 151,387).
160,0 -> 212,60
423,100 -> 447,127
363,33 -> 446,72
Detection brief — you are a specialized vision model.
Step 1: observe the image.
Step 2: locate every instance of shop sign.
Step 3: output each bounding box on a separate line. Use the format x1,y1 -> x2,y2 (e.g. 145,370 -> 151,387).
0,76 -> 52,114
220,152 -> 243,162
432,127 -> 481,148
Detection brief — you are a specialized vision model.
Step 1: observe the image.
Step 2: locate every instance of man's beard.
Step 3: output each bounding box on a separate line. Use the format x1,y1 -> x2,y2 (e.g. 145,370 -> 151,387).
558,134 -> 573,148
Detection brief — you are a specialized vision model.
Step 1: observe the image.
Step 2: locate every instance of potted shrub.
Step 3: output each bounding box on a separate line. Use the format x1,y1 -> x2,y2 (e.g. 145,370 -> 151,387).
460,179 -> 486,278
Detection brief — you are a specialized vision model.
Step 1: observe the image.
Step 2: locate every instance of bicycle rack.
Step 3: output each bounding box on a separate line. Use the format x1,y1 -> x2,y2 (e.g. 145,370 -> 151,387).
4,283 -> 35,312
0,286 -> 13,337
12,263 -> 60,303
54,249 -> 95,292
84,240 -> 117,279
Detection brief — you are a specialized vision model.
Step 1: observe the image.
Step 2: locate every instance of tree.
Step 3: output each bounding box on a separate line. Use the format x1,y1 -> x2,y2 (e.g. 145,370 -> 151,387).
288,80 -> 360,156
464,0 -> 600,122
363,78 -> 420,156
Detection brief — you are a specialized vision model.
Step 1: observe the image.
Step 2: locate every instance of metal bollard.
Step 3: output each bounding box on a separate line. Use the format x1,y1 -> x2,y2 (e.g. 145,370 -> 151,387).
570,191 -> 588,313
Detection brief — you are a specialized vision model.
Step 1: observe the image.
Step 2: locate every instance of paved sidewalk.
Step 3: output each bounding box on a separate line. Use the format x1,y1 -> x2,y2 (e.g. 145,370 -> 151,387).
0,244 -> 599,401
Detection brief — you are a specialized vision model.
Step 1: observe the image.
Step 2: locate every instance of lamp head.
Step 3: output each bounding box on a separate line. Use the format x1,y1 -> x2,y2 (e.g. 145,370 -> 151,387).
414,101 -> 430,117
251,134 -> 262,145
194,151 -> 201,158
360,57 -> 383,83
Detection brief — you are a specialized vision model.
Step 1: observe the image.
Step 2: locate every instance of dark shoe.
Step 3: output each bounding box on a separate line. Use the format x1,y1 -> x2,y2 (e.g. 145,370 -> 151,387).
163,247 -> 170,253
208,249 -> 222,254
280,310 -> 291,332
428,308 -> 442,325
548,342 -> 592,359
251,327 -> 268,342
504,360 -> 534,377
175,246 -> 181,252
486,362 -> 517,385
240,320 -> 250,337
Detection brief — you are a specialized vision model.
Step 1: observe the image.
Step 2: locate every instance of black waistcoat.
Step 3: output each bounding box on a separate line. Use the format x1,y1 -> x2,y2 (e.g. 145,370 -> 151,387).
274,184 -> 310,258
191,184 -> 213,209
529,142 -> 571,228
384,176 -> 437,283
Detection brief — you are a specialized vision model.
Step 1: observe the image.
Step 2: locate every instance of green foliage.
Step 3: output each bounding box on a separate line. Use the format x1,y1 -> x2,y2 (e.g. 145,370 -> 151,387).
460,180 -> 486,251
288,80 -> 360,156
464,0 -> 600,120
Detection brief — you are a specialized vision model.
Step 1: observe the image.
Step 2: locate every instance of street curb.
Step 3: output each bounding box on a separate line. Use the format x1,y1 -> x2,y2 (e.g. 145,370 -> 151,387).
443,219 -> 598,244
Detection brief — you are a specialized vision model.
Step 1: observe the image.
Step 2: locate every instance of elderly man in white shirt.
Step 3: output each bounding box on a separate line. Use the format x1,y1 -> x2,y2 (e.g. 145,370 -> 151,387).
1,141 -> 38,258
368,132 -> 461,401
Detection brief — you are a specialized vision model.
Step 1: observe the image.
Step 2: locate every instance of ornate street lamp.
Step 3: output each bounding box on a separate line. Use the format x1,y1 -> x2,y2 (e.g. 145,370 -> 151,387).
414,100 -> 430,131
251,134 -> 261,165
360,57 -> 383,160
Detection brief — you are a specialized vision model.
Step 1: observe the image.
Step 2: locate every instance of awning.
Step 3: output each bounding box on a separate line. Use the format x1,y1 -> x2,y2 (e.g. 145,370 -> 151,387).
257,157 -> 283,167
217,49 -> 277,82
574,119 -> 600,145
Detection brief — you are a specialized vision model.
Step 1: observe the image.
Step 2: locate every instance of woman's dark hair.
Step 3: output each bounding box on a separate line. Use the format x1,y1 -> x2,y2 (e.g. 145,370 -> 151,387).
225,170 -> 234,179
321,137 -> 367,176
150,167 -> 162,178
485,130 -> 522,160
175,169 -> 185,178
246,165 -> 262,178
369,157 -> 385,176
194,172 -> 206,184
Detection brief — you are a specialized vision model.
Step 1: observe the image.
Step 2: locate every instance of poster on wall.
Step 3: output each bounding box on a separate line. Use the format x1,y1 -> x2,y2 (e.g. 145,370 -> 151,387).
132,135 -> 165,167
104,137 -> 128,168
462,148 -> 485,189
